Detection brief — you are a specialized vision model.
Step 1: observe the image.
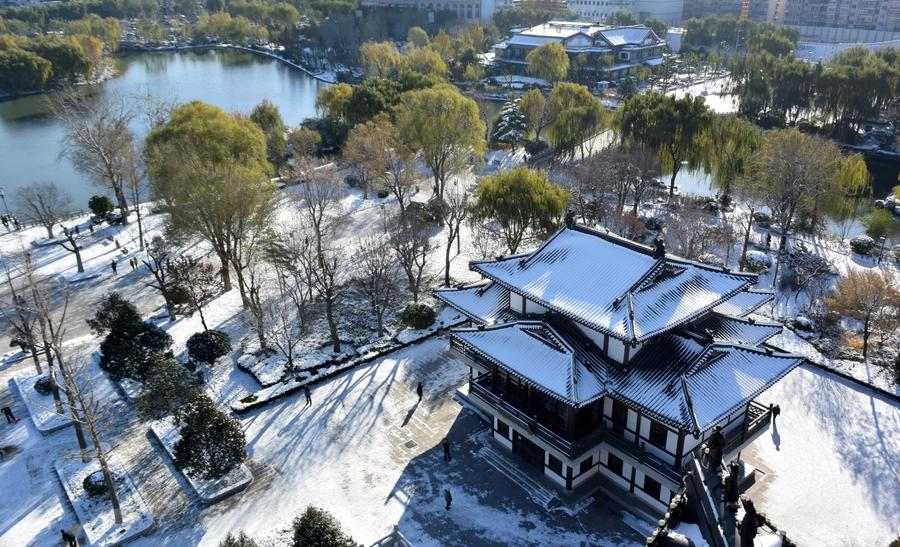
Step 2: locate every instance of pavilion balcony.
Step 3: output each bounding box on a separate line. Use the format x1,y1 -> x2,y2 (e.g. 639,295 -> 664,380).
468,373 -> 682,484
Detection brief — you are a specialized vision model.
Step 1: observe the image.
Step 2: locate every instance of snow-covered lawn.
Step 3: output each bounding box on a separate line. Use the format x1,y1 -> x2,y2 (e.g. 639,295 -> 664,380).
175,337 -> 644,546
744,364 -> 900,547
149,418 -> 253,504
55,453 -> 155,546
11,372 -> 73,434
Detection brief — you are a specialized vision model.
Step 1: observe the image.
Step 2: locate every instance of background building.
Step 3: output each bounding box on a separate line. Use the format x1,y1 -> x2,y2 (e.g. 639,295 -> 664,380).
492,21 -> 665,81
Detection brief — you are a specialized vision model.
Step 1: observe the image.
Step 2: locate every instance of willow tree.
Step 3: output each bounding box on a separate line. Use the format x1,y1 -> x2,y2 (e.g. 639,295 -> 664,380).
395,85 -> 485,201
747,128 -> 869,280
526,41 -> 569,84
146,101 -> 275,304
250,99 -> 287,171
616,92 -> 714,198
359,41 -> 400,78
708,115 -> 761,200
474,167 -> 568,253
546,82 -> 607,159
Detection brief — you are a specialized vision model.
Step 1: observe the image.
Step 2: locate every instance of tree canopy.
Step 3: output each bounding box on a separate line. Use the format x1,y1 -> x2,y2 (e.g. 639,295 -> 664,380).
526,41 -> 569,84
395,85 -> 485,200
474,167 -> 568,253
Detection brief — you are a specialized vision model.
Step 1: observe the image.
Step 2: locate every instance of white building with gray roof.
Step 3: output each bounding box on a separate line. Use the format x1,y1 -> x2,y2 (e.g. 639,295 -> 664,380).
435,220 -> 801,511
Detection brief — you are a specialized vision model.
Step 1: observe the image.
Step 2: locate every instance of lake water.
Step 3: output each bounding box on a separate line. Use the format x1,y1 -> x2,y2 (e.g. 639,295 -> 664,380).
0,49 -> 327,211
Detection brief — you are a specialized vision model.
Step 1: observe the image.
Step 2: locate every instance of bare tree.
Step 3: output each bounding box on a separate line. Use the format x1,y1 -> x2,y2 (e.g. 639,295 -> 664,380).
258,283 -> 304,372
389,216 -> 431,302
55,350 -> 124,523
628,150 -> 660,216
292,160 -> 345,352
50,88 -> 135,219
124,147 -> 147,249
266,222 -> 313,336
440,182 -> 470,287
57,226 -> 86,273
354,236 -> 401,337
1,256 -> 44,375
16,182 -> 71,239
468,218 -> 505,260
167,256 -> 221,331
141,235 -> 179,321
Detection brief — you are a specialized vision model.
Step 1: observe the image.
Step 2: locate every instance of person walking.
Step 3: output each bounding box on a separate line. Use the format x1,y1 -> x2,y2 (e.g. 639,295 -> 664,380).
444,489 -> 452,510
2,406 -> 15,424
442,437 -> 451,462
304,386 -> 312,406
60,528 -> 78,546
771,404 -> 781,425
73,225 -> 80,235
416,382 -> 423,402
110,260 -> 118,275
13,217 -> 20,230
88,223 -> 94,234
130,257 -> 136,271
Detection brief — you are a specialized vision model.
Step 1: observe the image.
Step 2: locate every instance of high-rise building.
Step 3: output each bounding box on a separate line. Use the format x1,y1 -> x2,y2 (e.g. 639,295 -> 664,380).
681,0 -> 900,34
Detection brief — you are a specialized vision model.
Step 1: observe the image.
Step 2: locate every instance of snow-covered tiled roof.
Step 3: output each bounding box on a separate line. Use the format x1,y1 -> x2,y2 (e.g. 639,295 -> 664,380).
434,281 -> 512,325
452,322 -> 607,407
454,319 -> 802,432
599,27 -> 654,46
507,35 -> 562,48
692,313 -> 782,346
713,289 -> 774,317
471,226 -> 754,343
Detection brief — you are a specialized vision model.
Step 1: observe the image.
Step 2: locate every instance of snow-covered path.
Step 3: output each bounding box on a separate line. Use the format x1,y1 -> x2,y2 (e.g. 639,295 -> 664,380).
745,364 -> 900,546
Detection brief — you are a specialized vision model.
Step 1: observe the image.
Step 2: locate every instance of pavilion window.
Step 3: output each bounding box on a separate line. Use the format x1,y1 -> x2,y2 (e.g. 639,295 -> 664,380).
648,420 -> 668,450
606,452 -> 624,476
548,454 -> 563,475
579,455 -> 593,475
643,475 -> 662,499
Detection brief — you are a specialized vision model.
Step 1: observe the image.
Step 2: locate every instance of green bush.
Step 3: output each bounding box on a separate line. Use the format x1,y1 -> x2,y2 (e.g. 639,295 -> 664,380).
399,302 -> 436,329
82,470 -> 107,497
88,195 -> 114,217
174,392 -> 246,480
864,209 -> 894,239
292,506 -> 357,547
33,375 -> 54,396
187,330 -> 231,364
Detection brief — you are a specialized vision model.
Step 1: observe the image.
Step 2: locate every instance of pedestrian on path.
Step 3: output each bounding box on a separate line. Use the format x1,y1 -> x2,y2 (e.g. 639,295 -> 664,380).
444,489 -> 452,510
60,528 -> 78,546
771,403 -> 781,425
88,224 -> 94,234
442,437 -> 451,462
2,406 -> 15,424
130,257 -> 137,271
416,382 -> 423,402
74,225 -> 80,235
13,217 -> 20,230
110,260 -> 118,275
304,386 -> 312,406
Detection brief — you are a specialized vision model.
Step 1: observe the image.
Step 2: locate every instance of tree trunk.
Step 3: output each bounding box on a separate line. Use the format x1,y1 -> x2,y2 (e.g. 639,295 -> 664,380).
197,302 -> 209,331
668,163 -> 680,199
114,185 -> 130,221
45,224 -> 54,239
325,294 -> 340,353
25,331 -> 42,375
73,247 -> 84,273
135,203 -> 145,250
86,422 -> 123,523
164,296 -> 176,322
444,234 -> 453,287
739,208 -> 754,272
218,253 -> 232,291
863,317 -> 870,360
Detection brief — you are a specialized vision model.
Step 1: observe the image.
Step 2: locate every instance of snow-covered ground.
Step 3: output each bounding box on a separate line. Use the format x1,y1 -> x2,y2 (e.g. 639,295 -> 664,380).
745,364 -> 900,546
667,76 -> 737,114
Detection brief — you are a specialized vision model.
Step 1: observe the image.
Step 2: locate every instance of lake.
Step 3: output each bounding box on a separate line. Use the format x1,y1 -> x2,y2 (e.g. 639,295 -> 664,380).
0,48 -> 327,211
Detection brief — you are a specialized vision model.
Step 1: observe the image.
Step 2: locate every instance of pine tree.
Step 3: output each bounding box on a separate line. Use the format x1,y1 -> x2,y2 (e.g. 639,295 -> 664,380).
137,354 -> 199,420
490,97 -> 528,148
219,531 -> 258,547
292,506 -> 357,547
173,392 -> 247,480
